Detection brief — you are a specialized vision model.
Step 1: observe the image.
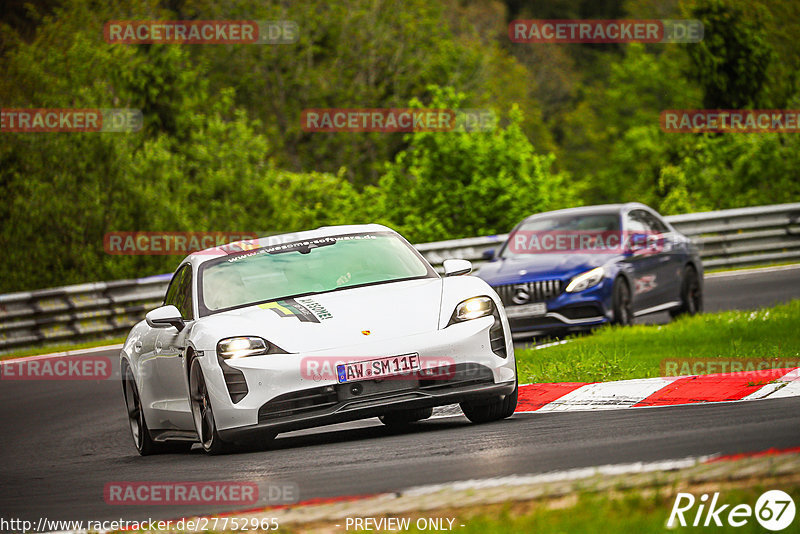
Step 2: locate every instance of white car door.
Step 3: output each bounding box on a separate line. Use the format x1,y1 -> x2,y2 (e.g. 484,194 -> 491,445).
150,264 -> 195,431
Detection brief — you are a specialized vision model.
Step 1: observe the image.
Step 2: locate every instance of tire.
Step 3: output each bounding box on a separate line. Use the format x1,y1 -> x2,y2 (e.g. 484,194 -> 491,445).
190,357 -> 234,455
122,365 -> 192,456
459,380 -> 518,424
611,277 -> 633,326
670,265 -> 703,318
379,406 -> 433,427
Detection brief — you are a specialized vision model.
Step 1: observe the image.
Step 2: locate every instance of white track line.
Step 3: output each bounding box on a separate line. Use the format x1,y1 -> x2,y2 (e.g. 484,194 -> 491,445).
532,339 -> 572,350
0,343 -> 122,364
705,263 -> 800,279
401,455 -> 711,496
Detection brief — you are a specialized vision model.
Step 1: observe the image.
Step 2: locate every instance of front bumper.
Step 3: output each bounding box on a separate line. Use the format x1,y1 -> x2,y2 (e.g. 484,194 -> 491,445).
220,366 -> 515,441
501,278 -> 614,336
200,315 -> 516,437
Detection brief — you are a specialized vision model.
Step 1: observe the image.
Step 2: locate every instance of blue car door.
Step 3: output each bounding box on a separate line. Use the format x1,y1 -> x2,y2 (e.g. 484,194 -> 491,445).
639,210 -> 684,309
624,210 -> 665,313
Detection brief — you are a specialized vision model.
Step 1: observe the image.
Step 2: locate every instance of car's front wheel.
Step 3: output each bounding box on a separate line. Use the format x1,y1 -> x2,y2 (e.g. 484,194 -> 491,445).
122,365 -> 191,456
379,406 -> 433,427
460,380 -> 518,423
190,358 -> 233,455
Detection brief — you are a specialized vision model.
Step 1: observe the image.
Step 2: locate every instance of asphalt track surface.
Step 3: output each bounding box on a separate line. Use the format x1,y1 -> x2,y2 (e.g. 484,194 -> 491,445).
1,266 -> 800,524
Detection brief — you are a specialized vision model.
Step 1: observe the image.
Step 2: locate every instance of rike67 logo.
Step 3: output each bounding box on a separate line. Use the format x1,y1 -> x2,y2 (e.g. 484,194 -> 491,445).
668,490 -> 796,531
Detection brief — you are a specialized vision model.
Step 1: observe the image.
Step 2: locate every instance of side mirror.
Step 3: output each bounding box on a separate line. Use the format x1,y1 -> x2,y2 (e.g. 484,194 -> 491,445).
145,305 -> 185,331
481,248 -> 496,261
443,259 -> 472,277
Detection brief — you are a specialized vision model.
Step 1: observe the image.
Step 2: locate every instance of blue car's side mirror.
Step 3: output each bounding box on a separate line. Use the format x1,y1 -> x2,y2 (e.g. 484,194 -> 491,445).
482,248 -> 496,261
626,233 -> 653,255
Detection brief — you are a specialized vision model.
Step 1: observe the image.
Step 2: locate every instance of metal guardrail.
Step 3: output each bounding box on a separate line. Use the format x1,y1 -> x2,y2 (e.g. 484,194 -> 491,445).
1,203 -> 799,352
664,203 -> 800,268
0,275 -> 171,352
417,202 -> 800,270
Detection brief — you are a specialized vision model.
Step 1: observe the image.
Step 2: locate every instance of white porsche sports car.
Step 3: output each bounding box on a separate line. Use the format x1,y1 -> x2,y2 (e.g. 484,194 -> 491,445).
121,225 -> 517,454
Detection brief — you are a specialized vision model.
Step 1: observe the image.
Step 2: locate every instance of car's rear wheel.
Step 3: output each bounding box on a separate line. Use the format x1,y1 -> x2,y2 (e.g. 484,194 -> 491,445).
460,380 -> 518,424
190,358 -> 233,455
122,365 -> 191,455
670,265 -> 703,318
612,277 -> 633,326
379,406 -> 433,427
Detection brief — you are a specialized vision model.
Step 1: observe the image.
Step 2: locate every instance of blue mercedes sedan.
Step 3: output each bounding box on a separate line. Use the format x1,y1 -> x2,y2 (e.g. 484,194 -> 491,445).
476,203 -> 703,337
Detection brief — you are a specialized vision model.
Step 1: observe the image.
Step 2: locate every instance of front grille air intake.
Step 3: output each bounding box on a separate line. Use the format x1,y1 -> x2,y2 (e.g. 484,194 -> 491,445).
218,356 -> 249,403
494,280 -> 563,306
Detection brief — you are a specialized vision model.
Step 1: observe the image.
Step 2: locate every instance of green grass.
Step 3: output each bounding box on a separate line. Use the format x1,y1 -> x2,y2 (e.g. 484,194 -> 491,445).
398,485 -> 800,534
516,299 -> 800,383
0,336 -> 125,361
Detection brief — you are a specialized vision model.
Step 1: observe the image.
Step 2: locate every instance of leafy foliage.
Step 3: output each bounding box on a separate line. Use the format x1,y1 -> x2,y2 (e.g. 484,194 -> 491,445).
376,87 -> 572,242
1,0 -> 799,291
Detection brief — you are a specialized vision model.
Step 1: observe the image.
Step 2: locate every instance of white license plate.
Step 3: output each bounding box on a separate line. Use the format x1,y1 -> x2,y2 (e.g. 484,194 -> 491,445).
337,353 -> 421,383
505,302 -> 547,318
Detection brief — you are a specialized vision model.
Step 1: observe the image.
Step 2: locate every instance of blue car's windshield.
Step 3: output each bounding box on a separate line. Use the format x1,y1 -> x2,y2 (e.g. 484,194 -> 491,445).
501,213 -> 621,258
198,231 -> 435,315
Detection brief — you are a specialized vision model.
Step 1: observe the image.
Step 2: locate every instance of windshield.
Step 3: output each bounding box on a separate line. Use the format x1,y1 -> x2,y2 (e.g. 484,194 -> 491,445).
501,213 -> 621,258
198,232 -> 435,315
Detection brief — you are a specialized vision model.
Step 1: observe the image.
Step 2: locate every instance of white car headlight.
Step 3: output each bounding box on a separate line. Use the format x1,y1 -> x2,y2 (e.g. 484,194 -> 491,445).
217,336 -> 269,359
565,267 -> 605,293
451,296 -> 495,323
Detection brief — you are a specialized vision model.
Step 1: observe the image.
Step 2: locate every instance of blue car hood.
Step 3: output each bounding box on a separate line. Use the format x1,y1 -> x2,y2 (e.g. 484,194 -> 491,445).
476,253 -> 618,285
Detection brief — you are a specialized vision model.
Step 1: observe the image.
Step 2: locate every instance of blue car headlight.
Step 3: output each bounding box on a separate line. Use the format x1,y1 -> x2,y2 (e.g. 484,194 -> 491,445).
565,267 -> 605,293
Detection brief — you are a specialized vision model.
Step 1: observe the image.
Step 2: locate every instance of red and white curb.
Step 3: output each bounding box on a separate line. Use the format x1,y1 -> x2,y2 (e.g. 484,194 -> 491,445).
6,347 -> 799,412
434,367 -> 800,418
520,367 -> 800,412
743,368 -> 800,400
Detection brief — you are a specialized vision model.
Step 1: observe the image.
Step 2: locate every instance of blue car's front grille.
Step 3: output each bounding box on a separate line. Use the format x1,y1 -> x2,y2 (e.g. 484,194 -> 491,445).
494,279 -> 564,306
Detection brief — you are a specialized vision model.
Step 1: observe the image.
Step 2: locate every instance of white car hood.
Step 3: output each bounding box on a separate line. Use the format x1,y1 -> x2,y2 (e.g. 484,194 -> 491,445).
197,278 -> 443,353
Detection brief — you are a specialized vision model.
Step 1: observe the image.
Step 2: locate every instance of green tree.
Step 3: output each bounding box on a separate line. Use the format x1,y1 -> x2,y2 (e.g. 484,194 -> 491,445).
0,0 -> 362,291
187,0 -> 553,185
684,0 -> 776,108
375,87 -> 572,242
